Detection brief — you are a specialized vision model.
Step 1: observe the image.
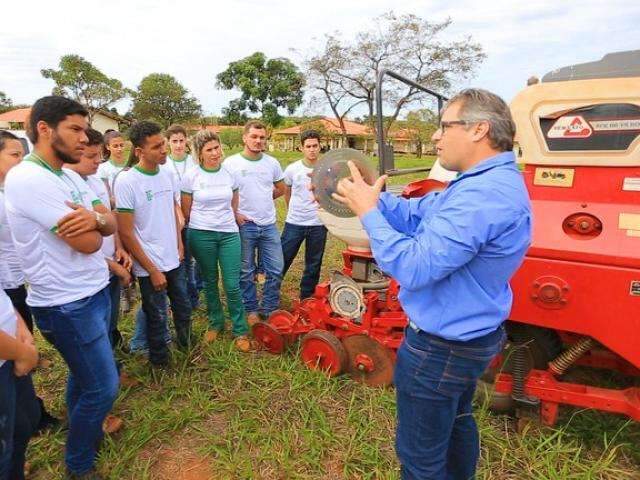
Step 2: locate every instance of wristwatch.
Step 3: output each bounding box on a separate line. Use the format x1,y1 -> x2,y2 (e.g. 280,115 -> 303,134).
95,211 -> 108,230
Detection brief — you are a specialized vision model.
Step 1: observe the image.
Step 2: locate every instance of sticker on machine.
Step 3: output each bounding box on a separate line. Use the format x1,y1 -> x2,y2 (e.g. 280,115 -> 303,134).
547,115 -> 593,139
623,178 -> 640,192
630,281 -> 640,296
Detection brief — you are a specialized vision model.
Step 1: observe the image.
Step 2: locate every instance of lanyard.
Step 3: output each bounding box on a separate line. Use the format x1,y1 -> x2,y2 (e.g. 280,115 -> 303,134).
170,155 -> 188,181
31,153 -> 85,204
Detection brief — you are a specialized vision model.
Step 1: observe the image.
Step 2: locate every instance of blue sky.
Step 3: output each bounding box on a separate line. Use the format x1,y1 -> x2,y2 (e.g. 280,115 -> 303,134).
1,0 -> 638,118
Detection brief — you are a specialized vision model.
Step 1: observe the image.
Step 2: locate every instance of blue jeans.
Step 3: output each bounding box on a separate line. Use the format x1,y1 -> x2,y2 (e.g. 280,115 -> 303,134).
281,223 -> 328,299
31,287 -> 119,475
394,324 -> 506,480
129,296 -> 172,353
239,222 -> 284,316
138,264 -> 193,365
182,228 -> 203,308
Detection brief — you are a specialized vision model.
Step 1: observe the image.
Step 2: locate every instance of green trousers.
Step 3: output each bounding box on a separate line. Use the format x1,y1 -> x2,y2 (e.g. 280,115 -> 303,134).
187,228 -> 248,336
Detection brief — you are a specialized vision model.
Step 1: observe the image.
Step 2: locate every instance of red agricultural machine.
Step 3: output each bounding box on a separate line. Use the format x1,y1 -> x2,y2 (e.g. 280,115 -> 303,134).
252,51 -> 640,426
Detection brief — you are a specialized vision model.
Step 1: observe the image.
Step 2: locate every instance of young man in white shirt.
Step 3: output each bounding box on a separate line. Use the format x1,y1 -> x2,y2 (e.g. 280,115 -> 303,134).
162,124 -> 202,308
4,96 -> 119,480
281,130 -> 328,299
223,121 -> 286,324
115,121 -> 192,368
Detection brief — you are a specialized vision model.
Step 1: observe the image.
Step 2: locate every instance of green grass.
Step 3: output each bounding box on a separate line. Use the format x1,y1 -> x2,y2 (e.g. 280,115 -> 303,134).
27,151 -> 640,479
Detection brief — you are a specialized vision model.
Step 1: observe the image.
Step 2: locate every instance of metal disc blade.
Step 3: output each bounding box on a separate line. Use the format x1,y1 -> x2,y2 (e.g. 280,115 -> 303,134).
311,148 -> 377,218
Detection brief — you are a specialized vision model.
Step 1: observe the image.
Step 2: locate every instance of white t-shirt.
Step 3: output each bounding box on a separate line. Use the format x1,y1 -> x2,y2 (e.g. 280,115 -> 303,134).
114,165 -> 179,277
283,159 -> 323,226
161,154 -> 197,203
97,159 -> 127,194
4,156 -> 109,307
181,165 -> 239,233
0,289 -> 17,367
223,153 -> 284,226
85,174 -> 116,260
0,190 -> 25,289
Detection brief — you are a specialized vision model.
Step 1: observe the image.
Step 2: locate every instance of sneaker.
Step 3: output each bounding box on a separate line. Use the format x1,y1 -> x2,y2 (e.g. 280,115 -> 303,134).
203,330 -> 220,343
234,336 -> 259,353
247,312 -> 260,327
102,414 -> 123,434
65,468 -> 104,479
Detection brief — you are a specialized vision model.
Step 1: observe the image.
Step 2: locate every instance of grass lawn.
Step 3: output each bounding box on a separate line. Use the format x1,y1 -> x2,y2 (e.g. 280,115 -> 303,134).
27,151 -> 640,479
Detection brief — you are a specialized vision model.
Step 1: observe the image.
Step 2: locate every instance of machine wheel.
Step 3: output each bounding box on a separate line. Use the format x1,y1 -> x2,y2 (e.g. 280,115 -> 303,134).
268,310 -> 296,330
342,335 -> 395,387
479,322 -> 563,413
300,330 -> 347,377
252,321 -> 287,354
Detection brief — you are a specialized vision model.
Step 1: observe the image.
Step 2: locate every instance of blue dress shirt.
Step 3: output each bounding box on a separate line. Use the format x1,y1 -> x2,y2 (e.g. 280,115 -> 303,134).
360,151 -> 532,341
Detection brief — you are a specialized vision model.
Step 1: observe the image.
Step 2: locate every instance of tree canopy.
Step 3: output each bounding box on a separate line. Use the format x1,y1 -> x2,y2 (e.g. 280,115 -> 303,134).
131,73 -> 202,127
216,52 -> 305,127
41,54 -> 130,123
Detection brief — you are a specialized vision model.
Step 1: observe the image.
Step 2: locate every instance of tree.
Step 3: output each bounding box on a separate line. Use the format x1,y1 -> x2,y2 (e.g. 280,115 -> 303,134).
0,92 -> 13,113
218,128 -> 244,149
219,102 -> 249,126
41,54 -> 130,123
216,52 -> 305,127
131,73 -> 202,127
402,109 -> 438,158
305,13 -> 485,138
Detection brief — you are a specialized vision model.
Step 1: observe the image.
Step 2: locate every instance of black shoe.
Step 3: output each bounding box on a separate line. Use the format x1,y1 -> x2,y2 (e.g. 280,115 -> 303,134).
65,468 -> 104,479
36,398 -> 62,433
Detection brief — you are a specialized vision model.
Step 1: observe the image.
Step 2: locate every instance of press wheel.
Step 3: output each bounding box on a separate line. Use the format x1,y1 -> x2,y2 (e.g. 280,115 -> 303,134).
252,321 -> 287,354
300,329 -> 347,377
342,335 -> 394,387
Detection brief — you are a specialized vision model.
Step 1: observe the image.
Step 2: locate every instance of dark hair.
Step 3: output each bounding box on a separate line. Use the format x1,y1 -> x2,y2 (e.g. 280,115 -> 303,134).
0,130 -> 19,152
165,124 -> 187,139
103,130 -> 123,159
127,121 -> 162,166
28,96 -> 88,144
85,128 -> 104,147
300,129 -> 321,146
243,120 -> 266,134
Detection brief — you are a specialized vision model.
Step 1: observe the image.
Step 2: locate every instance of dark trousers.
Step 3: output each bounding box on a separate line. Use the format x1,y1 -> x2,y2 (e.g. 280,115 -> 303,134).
138,264 -> 192,365
281,223 -> 328,299
106,275 -> 123,351
0,362 -> 41,480
4,286 -> 32,333
182,228 -> 203,308
394,325 -> 505,480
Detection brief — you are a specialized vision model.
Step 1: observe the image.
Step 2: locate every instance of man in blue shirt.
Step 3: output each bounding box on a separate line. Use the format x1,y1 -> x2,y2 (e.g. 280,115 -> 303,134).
334,89 -> 532,479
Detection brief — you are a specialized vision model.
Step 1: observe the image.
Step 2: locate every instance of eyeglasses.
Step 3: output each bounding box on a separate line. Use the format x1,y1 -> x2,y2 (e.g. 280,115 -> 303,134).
438,120 -> 475,132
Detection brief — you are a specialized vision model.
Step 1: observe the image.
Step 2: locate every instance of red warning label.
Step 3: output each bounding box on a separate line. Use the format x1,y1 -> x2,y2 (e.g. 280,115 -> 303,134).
547,115 -> 593,139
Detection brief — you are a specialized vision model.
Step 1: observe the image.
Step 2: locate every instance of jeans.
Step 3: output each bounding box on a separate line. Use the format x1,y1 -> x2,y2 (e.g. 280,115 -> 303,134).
106,275 -> 123,351
281,223 -> 328,299
394,324 -> 506,480
0,362 -> 41,480
138,264 -> 192,365
182,228 -> 203,308
129,297 -> 172,353
31,287 -> 119,475
239,222 -> 284,316
188,228 -> 247,336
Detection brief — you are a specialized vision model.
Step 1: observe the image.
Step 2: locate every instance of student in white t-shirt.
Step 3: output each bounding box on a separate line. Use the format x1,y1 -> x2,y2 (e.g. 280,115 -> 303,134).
223,121 -> 285,324
115,121 -> 192,368
162,124 -> 201,309
181,130 -> 254,352
0,131 -> 43,478
97,130 -> 127,205
281,130 -> 328,299
65,129 -> 133,351
4,96 -> 119,478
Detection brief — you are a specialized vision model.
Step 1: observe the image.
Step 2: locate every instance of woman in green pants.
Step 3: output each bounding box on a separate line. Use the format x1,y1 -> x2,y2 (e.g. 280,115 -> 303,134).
181,131 -> 253,352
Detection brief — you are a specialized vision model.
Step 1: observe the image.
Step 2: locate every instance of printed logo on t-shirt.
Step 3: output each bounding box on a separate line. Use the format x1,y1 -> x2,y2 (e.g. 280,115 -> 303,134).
240,169 -> 248,177
145,190 -> 153,201
70,190 -> 82,204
